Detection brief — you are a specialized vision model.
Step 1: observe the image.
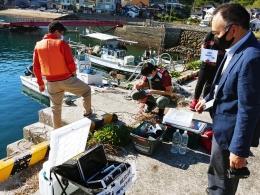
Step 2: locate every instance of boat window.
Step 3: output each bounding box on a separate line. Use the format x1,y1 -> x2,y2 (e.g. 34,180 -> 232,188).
108,50 -> 111,55
117,52 -> 120,57
111,51 -> 114,56
78,55 -> 85,61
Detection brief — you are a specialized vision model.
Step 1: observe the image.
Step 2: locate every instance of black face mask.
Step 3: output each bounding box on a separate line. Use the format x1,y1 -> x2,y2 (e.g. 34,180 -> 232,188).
214,26 -> 235,50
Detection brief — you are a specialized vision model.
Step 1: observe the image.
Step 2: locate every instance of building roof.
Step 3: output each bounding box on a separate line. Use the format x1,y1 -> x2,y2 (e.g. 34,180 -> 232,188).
150,4 -> 163,10
191,10 -> 204,15
131,0 -> 149,6
85,33 -> 121,41
202,4 -> 215,9
250,18 -> 260,24
167,0 -> 180,3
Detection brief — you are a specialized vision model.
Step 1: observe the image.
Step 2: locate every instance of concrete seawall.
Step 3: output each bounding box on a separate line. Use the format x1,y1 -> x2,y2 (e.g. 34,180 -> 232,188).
115,23 -> 211,55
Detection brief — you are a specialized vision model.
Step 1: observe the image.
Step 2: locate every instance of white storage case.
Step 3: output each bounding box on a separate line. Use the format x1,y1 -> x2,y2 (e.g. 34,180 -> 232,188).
162,108 -> 208,149
162,108 -> 194,127
79,72 -> 102,85
39,118 -> 92,195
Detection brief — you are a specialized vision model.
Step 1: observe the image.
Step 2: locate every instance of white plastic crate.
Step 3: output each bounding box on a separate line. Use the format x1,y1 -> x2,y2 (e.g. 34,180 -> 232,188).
79,72 -> 102,85
39,118 -> 91,195
163,108 -> 194,127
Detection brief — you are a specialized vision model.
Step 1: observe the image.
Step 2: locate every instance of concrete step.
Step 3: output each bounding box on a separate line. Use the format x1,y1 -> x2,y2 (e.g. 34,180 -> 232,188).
23,122 -> 53,144
38,87 -> 141,128
6,138 -> 35,157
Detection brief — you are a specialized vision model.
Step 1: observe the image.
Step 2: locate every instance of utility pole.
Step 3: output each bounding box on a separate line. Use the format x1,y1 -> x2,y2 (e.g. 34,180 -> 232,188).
191,0 -> 195,12
169,3 -> 173,23
165,0 -> 168,19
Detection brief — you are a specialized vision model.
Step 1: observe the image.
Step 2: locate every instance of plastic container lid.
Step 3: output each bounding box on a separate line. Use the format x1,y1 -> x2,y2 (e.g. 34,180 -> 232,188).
163,108 -> 194,127
45,118 -> 91,179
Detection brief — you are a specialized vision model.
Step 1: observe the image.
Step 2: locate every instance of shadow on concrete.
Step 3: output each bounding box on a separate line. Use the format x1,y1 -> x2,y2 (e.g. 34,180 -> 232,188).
116,142 -> 210,170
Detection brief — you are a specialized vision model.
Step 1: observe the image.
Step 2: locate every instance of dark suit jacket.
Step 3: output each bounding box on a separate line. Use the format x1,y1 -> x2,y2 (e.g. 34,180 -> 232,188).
205,32 -> 260,158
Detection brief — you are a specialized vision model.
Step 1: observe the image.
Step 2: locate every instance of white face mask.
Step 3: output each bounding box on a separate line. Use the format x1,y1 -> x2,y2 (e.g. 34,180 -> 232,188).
147,76 -> 153,80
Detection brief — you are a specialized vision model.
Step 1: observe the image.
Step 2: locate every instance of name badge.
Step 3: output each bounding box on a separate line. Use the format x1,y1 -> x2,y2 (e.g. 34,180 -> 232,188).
203,99 -> 214,110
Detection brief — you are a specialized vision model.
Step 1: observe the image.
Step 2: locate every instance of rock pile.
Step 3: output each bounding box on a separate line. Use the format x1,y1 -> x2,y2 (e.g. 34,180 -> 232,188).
165,30 -> 207,56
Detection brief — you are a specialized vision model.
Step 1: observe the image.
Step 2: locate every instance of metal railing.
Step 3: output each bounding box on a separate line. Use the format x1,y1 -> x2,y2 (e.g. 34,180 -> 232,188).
8,17 -> 125,24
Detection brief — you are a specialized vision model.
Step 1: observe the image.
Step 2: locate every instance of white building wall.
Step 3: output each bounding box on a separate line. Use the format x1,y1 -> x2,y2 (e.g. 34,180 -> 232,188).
96,0 -> 116,12
60,0 -> 76,7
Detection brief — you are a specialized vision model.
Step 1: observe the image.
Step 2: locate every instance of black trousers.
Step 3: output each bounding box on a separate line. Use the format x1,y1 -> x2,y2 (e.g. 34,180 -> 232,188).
208,136 -> 239,195
194,63 -> 218,99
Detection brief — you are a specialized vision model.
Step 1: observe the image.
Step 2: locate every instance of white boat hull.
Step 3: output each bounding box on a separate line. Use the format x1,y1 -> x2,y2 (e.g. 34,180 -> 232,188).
89,55 -> 141,74
20,73 -> 104,98
20,75 -> 49,97
20,76 -> 77,98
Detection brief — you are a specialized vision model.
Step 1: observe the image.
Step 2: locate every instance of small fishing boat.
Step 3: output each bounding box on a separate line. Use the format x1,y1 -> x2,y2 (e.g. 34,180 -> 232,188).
70,31 -> 184,76
20,55 -> 101,98
71,32 -> 143,74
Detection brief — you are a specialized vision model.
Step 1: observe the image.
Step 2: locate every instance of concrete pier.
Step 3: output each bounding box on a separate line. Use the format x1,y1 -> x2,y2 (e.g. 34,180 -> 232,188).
2,79 -> 260,195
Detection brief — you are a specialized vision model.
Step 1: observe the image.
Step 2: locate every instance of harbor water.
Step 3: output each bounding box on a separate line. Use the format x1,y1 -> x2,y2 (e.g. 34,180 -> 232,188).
0,14 -> 147,158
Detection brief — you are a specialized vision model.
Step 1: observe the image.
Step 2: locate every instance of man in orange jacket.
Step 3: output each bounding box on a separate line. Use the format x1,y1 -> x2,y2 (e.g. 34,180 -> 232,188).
33,21 -> 92,129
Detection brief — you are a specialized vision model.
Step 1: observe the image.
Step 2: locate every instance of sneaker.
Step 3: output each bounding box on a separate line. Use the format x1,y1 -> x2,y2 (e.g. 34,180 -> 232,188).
144,102 -> 157,113
83,112 -> 93,117
189,99 -> 198,111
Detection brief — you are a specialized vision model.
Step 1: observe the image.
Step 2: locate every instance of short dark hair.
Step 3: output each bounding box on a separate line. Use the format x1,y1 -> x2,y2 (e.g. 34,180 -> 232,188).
48,21 -> 67,33
213,3 -> 250,30
141,62 -> 157,76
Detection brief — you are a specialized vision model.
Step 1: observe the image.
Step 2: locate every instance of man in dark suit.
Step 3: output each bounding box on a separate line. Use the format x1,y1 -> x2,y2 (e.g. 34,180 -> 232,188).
195,3 -> 260,195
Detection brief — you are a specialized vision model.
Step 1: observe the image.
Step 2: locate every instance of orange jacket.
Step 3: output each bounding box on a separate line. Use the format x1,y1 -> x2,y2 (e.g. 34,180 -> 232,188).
33,34 -> 76,86
35,39 -> 70,76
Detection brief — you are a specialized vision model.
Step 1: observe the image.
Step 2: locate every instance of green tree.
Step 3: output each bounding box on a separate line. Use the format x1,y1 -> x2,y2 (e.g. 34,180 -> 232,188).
231,0 -> 255,6
249,0 -> 260,8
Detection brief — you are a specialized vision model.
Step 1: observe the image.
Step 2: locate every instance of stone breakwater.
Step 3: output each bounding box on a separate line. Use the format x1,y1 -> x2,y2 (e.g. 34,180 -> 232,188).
165,30 -> 207,57
115,23 -> 211,56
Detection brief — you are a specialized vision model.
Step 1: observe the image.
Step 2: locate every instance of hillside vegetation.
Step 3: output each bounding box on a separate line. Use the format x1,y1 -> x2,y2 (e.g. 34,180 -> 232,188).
178,0 -> 260,8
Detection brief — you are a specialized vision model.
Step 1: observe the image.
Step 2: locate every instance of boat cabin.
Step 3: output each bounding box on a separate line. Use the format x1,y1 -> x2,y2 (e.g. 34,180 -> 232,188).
102,40 -> 127,59
82,32 -> 137,66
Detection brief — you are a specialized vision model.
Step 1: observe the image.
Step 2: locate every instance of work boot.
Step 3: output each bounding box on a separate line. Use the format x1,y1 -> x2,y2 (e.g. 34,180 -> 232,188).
189,99 -> 198,111
157,108 -> 165,119
144,101 -> 156,113
157,108 -> 164,121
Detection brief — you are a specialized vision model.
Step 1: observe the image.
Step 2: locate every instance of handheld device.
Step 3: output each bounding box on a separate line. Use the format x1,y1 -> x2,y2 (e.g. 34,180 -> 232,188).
227,167 -> 250,179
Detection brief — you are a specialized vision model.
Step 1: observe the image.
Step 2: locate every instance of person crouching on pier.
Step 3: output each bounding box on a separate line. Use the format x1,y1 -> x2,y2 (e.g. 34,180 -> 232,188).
33,21 -> 92,129
131,62 -> 173,120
